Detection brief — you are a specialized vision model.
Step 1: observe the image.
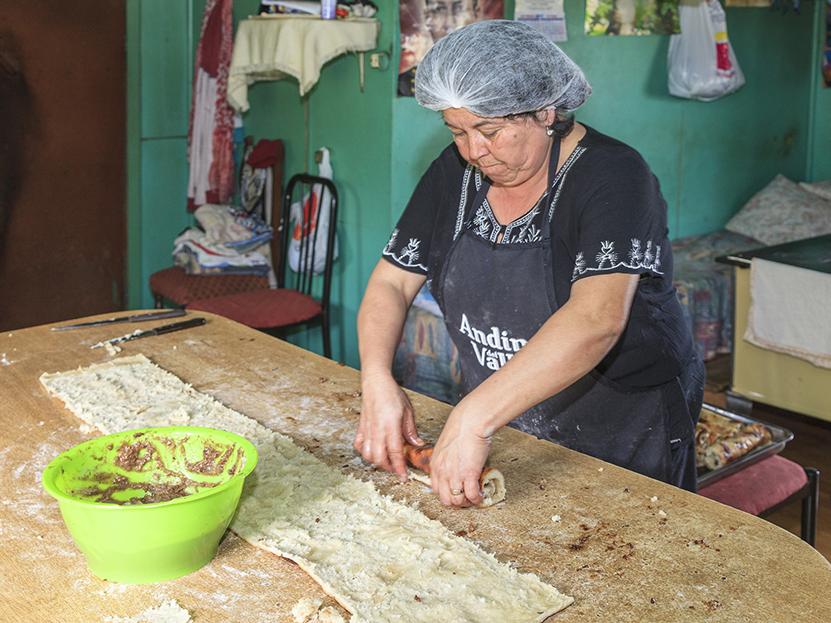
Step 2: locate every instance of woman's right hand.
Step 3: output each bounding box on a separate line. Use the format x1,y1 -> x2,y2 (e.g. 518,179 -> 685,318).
354,370 -> 424,482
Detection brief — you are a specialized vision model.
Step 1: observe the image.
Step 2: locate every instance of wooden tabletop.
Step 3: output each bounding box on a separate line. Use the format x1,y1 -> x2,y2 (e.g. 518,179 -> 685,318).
1,312 -> 829,622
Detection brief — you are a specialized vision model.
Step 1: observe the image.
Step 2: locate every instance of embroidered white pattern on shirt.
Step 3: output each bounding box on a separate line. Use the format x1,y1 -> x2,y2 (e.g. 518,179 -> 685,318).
516,223 -> 542,243
547,146 -> 587,222
572,238 -> 663,281
454,165 -> 474,240
472,205 -> 492,238
382,228 -> 428,271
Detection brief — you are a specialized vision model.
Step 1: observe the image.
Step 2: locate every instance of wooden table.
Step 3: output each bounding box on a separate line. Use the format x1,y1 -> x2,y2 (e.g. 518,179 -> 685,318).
2,312 -> 829,622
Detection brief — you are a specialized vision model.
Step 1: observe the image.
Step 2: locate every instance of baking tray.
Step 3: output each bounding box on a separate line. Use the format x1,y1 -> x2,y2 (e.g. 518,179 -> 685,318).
695,402 -> 794,487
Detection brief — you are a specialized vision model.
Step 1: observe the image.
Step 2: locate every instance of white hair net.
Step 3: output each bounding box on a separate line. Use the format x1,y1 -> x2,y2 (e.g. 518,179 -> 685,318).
415,20 -> 591,117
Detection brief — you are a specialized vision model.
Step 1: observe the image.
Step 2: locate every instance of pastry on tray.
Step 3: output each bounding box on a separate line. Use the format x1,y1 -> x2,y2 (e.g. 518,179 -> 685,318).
695,410 -> 772,470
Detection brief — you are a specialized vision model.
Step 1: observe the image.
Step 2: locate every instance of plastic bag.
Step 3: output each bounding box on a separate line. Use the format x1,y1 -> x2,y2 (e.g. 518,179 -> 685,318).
668,0 -> 745,102
287,147 -> 338,274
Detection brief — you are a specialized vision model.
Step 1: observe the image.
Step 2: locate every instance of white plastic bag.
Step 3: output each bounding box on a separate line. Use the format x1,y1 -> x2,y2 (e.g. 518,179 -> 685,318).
668,0 -> 745,102
288,147 -> 338,274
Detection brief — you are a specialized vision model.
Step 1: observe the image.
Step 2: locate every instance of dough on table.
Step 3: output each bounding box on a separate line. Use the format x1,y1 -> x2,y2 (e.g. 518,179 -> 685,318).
103,599 -> 191,623
292,597 -> 323,622
41,355 -> 572,622
408,468 -> 506,507
402,443 -> 506,507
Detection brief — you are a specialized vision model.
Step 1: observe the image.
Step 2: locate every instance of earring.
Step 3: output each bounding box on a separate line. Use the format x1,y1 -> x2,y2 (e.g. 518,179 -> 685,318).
546,127 -> 554,137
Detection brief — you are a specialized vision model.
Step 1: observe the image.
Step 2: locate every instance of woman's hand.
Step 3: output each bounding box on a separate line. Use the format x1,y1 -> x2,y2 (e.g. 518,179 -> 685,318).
354,370 -> 424,482
429,406 -> 491,507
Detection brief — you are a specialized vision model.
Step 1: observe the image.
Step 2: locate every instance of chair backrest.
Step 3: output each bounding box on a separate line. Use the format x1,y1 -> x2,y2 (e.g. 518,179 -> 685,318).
239,136 -> 285,274
279,174 -> 339,312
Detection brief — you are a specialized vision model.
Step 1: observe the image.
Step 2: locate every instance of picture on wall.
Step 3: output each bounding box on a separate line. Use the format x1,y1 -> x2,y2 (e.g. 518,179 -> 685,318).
824,0 -> 831,88
585,0 -> 680,36
398,0 -> 505,97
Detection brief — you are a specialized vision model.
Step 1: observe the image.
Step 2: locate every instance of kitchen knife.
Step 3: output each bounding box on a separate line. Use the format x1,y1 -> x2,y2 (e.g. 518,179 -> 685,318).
52,309 -> 186,331
91,317 -> 207,349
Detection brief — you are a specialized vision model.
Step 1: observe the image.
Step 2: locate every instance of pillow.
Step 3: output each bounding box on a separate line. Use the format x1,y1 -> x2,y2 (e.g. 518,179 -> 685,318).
725,174 -> 831,246
799,179 -> 831,201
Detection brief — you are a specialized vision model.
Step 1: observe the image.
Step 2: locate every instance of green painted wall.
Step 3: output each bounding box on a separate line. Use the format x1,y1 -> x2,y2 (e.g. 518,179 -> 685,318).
128,1 -> 828,366
127,0 -> 194,309
231,0 -> 396,365
393,2 -> 816,239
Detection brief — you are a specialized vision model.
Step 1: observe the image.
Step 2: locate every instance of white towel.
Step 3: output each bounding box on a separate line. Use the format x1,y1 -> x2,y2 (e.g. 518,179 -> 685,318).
228,17 -> 379,108
745,258 -> 831,368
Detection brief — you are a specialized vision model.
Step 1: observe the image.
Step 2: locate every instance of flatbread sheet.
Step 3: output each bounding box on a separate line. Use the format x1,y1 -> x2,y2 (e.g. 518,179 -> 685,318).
40,355 -> 572,622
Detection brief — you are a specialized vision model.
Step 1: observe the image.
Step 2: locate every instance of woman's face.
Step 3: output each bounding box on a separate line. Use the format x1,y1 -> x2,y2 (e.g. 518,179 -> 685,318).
442,107 -> 555,187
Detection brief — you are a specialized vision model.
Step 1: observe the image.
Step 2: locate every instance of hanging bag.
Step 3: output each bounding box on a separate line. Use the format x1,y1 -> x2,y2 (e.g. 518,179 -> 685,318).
668,0 -> 745,102
287,147 -> 338,274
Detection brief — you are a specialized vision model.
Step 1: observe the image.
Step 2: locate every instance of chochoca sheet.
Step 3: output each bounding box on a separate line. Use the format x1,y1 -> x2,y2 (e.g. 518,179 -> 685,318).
41,355 -> 572,622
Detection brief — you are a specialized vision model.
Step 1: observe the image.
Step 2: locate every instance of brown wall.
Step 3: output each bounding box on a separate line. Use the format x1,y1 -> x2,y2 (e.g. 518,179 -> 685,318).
0,0 -> 126,330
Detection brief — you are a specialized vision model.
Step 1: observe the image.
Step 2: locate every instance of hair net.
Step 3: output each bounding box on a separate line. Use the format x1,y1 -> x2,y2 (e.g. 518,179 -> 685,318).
414,20 -> 591,118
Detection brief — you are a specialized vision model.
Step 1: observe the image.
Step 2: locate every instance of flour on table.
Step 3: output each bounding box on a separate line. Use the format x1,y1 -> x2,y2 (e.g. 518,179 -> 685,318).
104,342 -> 123,356
41,355 -> 573,623
292,597 -> 323,622
102,599 -> 191,623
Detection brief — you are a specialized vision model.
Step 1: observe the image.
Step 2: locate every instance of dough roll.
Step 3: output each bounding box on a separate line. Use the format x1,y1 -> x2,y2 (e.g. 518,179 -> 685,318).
403,443 -> 506,507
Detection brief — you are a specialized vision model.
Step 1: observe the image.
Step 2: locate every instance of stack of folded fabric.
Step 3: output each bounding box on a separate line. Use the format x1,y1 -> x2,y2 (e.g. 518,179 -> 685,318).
173,204 -> 275,285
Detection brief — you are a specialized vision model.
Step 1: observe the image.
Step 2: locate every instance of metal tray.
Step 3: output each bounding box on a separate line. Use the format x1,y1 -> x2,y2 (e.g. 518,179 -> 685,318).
696,402 -> 794,487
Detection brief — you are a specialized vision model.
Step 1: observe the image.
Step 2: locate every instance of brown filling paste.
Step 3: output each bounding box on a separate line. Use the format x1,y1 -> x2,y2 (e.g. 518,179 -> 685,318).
72,435 -> 244,506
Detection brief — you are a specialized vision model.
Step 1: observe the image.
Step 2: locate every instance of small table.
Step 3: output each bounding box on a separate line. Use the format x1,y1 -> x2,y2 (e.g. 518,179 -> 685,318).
718,235 -> 831,422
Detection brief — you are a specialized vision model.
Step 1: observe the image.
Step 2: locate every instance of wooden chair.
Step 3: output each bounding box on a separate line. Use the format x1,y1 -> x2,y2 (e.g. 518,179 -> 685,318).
187,174 -> 339,358
699,455 -> 820,546
149,138 -> 285,308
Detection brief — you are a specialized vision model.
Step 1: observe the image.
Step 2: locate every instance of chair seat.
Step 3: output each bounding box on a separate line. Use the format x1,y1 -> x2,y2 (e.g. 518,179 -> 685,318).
150,267 -> 269,306
699,454 -> 808,516
187,288 -> 322,329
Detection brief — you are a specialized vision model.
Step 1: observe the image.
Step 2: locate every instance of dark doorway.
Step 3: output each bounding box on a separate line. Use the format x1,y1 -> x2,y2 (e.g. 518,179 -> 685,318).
0,0 -> 126,330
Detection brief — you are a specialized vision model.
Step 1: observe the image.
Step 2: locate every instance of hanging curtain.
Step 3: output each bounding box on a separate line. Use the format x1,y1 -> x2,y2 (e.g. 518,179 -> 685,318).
187,0 -> 235,210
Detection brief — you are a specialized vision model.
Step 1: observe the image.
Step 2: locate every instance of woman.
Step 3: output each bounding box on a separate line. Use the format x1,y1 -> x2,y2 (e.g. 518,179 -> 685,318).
356,20 -> 704,507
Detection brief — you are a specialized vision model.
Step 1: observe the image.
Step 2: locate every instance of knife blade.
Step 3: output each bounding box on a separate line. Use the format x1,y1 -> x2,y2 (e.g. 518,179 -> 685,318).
91,317 -> 207,349
52,309 -> 187,331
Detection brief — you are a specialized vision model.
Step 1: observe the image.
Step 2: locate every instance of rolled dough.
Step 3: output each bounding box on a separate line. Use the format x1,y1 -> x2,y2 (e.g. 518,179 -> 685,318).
41,355 -> 572,622
408,467 -> 506,507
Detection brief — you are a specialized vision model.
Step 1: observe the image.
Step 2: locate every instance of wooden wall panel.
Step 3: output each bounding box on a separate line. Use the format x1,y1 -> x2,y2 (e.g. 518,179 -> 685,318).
0,0 -> 126,330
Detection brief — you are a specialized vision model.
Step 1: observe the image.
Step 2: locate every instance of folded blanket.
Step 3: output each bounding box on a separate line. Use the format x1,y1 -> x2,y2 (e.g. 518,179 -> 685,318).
195,203 -> 272,253
745,258 -> 831,368
173,228 -> 271,277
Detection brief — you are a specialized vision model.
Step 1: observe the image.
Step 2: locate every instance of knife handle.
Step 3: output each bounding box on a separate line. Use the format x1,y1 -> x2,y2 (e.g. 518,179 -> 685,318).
152,317 -> 207,336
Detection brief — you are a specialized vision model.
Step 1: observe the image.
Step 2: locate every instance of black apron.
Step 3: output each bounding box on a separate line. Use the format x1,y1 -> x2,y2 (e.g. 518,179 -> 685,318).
437,142 -> 702,490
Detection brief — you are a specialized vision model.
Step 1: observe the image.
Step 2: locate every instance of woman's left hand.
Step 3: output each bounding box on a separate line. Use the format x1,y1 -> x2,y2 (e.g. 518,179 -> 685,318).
430,407 -> 492,507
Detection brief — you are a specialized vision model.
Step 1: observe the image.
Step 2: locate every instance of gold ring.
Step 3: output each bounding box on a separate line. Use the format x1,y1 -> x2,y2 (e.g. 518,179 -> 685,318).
450,488 -> 463,496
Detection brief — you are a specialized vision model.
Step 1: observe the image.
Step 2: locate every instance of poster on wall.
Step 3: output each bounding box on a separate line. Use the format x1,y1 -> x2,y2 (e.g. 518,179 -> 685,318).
824,0 -> 831,88
399,0 -> 505,97
516,0 -> 568,42
585,0 -> 680,36
724,0 -> 770,7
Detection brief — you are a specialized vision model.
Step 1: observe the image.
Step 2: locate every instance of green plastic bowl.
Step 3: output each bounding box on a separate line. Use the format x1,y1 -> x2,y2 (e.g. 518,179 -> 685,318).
42,426 -> 258,584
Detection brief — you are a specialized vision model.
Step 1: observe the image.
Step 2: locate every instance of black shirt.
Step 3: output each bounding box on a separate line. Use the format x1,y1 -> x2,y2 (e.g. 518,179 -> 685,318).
382,125 -> 696,388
